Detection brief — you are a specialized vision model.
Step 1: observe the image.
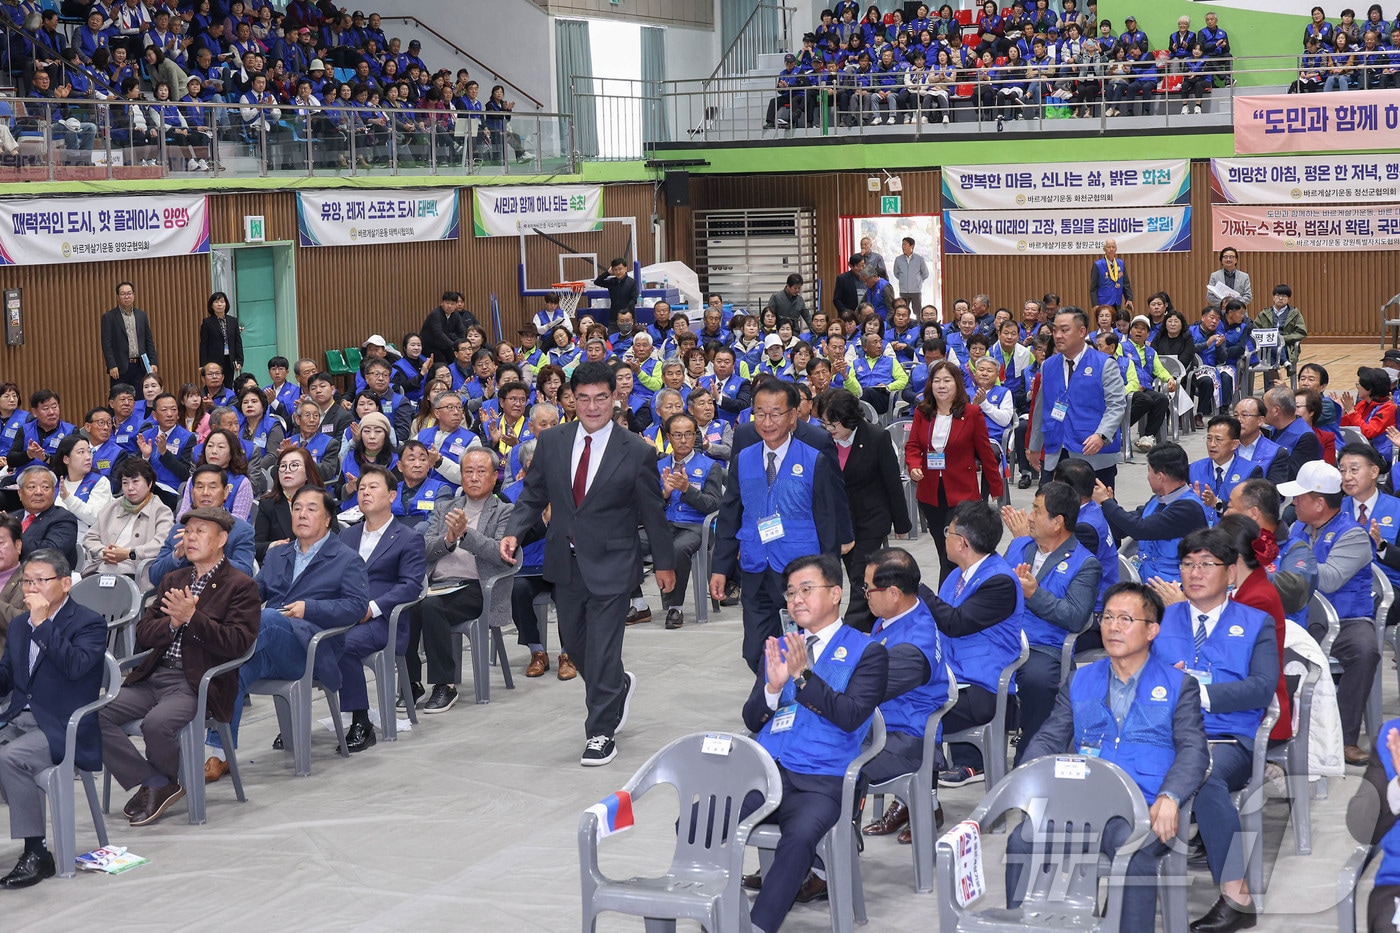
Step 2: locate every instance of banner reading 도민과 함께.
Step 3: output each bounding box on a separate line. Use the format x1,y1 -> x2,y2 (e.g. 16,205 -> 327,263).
472,184 -> 603,237
0,195 -> 208,266
1210,155 -> 1400,204
942,207 -> 1191,255
296,190 -> 460,247
1233,90 -> 1400,155
1211,204 -> 1400,252
941,160 -> 1190,210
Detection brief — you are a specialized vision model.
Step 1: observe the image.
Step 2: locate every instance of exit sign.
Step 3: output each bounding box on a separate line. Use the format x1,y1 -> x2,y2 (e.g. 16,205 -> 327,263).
244,215 -> 265,242
880,196 -> 901,215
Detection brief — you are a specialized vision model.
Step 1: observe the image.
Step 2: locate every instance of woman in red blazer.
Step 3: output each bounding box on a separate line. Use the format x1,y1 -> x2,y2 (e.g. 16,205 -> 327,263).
904,360 -> 1004,583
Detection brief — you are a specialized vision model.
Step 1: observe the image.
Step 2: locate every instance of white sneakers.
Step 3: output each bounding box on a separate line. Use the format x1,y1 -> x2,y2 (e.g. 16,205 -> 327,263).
1136,435 -> 1156,452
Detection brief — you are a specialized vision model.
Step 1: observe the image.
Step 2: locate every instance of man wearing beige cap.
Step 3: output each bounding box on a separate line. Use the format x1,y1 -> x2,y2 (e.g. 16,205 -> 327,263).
1118,314 -> 1176,451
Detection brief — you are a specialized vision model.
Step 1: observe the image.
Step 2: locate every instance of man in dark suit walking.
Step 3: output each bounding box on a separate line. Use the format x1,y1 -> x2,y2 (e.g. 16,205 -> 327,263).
334,467 -> 426,751
500,362 -> 675,767
710,380 -> 854,672
0,548 -> 107,888
100,281 -> 159,388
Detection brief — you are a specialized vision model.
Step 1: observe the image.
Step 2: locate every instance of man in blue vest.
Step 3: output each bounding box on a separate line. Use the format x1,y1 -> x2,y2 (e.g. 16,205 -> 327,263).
1088,238 -> 1133,310
1281,460 -> 1378,768
929,500 -> 1025,786
5,391 -> 74,475
701,348 -> 752,426
1001,482 -> 1102,762
851,332 -> 908,415
1007,581 -> 1209,931
1262,386 -> 1322,485
859,547 -> 954,842
135,393 -> 195,511
1340,442 -> 1400,626
1029,307 -> 1128,488
711,381 -> 852,672
1094,442 -> 1210,585
1345,720 -> 1400,933
1153,527 -> 1277,933
1190,416 -> 1260,521
738,553 -> 888,929
1052,457 -> 1121,614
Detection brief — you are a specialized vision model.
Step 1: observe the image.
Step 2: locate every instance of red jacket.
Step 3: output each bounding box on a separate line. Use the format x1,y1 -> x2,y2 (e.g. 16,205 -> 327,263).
904,404 -> 1004,505
1232,566 -> 1293,742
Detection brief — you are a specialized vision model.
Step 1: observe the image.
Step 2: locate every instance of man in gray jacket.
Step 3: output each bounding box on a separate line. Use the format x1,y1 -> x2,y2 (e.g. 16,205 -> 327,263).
891,237 -> 930,306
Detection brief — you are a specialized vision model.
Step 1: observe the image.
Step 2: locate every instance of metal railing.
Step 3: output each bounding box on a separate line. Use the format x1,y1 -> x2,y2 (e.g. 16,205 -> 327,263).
706,2 -> 798,89
574,53 -> 1395,158
0,98 -> 575,180
377,15 -> 544,111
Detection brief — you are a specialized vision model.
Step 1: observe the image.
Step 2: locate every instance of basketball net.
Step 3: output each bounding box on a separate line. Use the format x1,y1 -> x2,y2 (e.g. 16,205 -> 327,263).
551,282 -> 588,318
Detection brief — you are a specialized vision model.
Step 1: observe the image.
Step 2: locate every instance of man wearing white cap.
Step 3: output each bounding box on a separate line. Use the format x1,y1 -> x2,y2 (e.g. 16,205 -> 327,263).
1118,315 -> 1177,452
353,334 -> 392,394
1280,460 -> 1379,766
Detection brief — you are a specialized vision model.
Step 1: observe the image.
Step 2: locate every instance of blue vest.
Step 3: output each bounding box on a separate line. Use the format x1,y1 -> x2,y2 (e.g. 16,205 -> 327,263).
1138,489 -> 1210,584
113,410 -> 144,453
659,453 -> 716,524
732,340 -> 763,373
735,438 -> 823,574
940,554 -> 1024,694
1188,455 -> 1252,524
1118,340 -> 1158,388
1079,500 -> 1119,611
1376,715 -> 1400,885
907,361 -> 935,397
418,425 -> 477,484
90,439 -> 122,478
853,354 -> 894,389
1008,536 -> 1094,651
1153,600 -> 1271,740
394,357 -> 426,401
242,412 -> 279,462
1,410 -> 29,449
1092,257 -> 1127,306
874,601 -> 950,739
1348,492 -> 1400,592
502,479 -> 546,571
867,278 -> 892,317
394,476 -> 453,520
633,359 -> 663,400
756,624 -> 876,777
268,381 -> 301,415
702,373 -> 747,425
139,424 -> 194,490
885,324 -> 920,363
1272,417 -> 1310,456
1068,654 -> 1185,804
1241,435 -> 1280,476
290,430 -> 333,466
73,471 -> 105,503
1291,509 -> 1373,619
21,420 -> 74,458
1039,348 -> 1122,457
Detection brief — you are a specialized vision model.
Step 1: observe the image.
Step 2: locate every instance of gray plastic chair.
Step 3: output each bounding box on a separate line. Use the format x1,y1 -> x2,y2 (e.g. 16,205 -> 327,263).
675,509 -> 721,624
70,573 -> 142,659
859,399 -> 880,425
1265,660 -> 1321,855
1364,566 -> 1393,742
1158,356 -> 1192,435
868,669 -> 958,893
245,621 -> 357,776
988,439 -> 1010,508
579,732 -> 781,933
1228,697 -> 1280,900
1338,843 -> 1379,933
36,652 -> 121,879
362,591 -> 425,741
446,568 -> 519,705
749,709 -> 886,933
1117,553 -> 1141,585
935,754 -> 1152,933
886,419 -> 919,541
1311,592 -> 1342,659
944,631 -> 1030,790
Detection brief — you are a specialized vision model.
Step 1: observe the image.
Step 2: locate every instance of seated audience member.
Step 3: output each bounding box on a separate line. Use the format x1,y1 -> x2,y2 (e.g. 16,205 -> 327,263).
217,487 -> 369,760
6,390 -> 74,473
0,549 -> 106,888
851,332 -> 908,415
336,411 -> 397,515
1094,442 -> 1210,584
237,387 -> 284,494
503,439 -> 574,681
1190,416 -> 1258,518
1280,460 -> 1378,767
1007,581 -> 1208,931
860,547 -> 954,842
81,458 -> 173,584
1118,314 -> 1175,452
1345,719 -> 1400,933
687,388 -> 733,463
11,465 -> 79,570
98,507 -> 259,826
928,501 -> 1024,786
417,390 -> 478,487
1339,367 -> 1397,462
1340,443 -> 1400,615
1251,284 -> 1307,384
1152,527 -> 1278,933
177,427 -> 255,521
1262,387 -> 1322,485
147,464 -> 256,585
738,554 -> 888,927
1052,457 -> 1121,612
1000,482 -> 1102,762
392,440 -> 453,524
702,347 -> 752,426
84,401 -> 125,477
408,448 -> 513,713
53,433 -> 115,546
1295,388 -> 1336,466
334,466 -> 427,752
284,397 -> 342,484
628,412 -> 723,630
135,392 -> 195,509
1226,476 -> 1317,635
1229,396 -> 1278,474
306,371 -> 352,440
254,447 -> 326,562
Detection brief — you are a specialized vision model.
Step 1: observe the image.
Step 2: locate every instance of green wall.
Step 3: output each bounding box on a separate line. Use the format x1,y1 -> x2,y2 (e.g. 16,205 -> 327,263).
1102,0 -> 1307,87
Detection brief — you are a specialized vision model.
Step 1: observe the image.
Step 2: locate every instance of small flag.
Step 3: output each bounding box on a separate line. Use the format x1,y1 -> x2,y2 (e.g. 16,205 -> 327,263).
586,790 -> 635,839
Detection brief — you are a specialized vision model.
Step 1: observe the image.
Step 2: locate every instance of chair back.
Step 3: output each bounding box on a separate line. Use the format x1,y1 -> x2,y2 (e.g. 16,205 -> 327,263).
70,574 -> 141,627
1372,564 -> 1394,627
859,399 -> 880,424
1340,426 -> 1370,450
1159,355 -> 1185,380
1308,592 -> 1340,658
1117,553 -> 1140,584
887,419 -> 912,473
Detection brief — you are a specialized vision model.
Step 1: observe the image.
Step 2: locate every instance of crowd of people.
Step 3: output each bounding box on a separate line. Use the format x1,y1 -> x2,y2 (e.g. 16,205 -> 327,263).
0,0 -> 532,170
0,239 -> 1396,933
764,1 -> 1241,129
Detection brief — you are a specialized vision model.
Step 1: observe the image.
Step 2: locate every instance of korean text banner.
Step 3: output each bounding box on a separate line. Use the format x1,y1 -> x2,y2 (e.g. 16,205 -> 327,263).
297,190 -> 459,247
1233,90 -> 1400,155
1211,204 -> 1400,252
941,160 -> 1190,210
0,195 -> 208,266
1210,155 -> 1400,205
942,207 -> 1191,255
472,184 -> 604,237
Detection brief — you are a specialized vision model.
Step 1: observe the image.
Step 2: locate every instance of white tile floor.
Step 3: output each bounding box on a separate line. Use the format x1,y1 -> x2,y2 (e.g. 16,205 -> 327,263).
0,413 -> 1377,932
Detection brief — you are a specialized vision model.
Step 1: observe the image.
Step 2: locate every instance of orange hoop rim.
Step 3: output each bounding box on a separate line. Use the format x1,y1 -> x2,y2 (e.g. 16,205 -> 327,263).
550,281 -> 589,293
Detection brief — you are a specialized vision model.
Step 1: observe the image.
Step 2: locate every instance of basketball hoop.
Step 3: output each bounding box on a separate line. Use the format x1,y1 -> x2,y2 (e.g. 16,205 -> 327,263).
551,281 -> 589,318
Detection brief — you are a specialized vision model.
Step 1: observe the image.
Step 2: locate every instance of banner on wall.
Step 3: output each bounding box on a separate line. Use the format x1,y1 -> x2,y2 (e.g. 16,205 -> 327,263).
943,207 -> 1192,255
296,190 -> 459,247
1210,155 -> 1400,204
1211,204 -> 1400,251
1233,90 -> 1400,154
0,195 -> 208,266
472,184 -> 603,237
941,160 -> 1191,210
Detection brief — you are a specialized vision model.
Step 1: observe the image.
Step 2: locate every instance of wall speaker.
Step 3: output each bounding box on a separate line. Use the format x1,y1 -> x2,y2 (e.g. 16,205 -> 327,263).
665,171 -> 690,207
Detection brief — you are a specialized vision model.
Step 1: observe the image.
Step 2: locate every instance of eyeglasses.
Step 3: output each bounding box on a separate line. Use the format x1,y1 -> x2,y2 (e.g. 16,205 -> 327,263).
784,583 -> 836,602
861,583 -> 893,596
278,463 -> 304,472
1179,561 -> 1226,573
433,404 -> 463,412
752,409 -> 792,422
943,526 -> 964,539
669,432 -> 696,440
20,576 -> 59,588
1100,613 -> 1155,628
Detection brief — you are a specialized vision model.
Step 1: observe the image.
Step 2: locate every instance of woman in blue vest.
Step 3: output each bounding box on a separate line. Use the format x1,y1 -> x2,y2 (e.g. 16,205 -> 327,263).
0,382 -> 29,454
337,411 -> 397,515
1339,366 -> 1397,462
394,333 -> 432,402
176,428 -> 255,522
1189,306 -> 1238,427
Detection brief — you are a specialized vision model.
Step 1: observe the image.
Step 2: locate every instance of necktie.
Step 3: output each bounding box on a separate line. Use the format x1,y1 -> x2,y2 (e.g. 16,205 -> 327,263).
953,577 -> 965,601
1215,465 -> 1224,491
805,633 -> 819,664
21,513 -> 33,532
572,435 -> 591,508
1195,613 -> 1208,655
1359,503 -> 1370,527
766,451 -> 778,487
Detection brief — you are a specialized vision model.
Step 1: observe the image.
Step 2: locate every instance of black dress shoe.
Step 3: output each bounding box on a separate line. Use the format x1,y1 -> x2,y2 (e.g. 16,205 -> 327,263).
741,871 -> 763,891
793,871 -> 828,903
0,850 -> 56,888
346,721 -> 377,753
272,733 -> 284,750
396,682 -> 425,711
1017,472 -> 1034,489
1191,895 -> 1256,933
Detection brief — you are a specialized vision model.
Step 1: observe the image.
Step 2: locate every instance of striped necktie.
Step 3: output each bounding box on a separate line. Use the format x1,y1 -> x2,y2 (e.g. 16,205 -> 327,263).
1195,613 -> 1208,655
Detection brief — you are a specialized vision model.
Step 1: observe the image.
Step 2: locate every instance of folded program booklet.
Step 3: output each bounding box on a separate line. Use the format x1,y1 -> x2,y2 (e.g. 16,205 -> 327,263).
77,846 -> 149,874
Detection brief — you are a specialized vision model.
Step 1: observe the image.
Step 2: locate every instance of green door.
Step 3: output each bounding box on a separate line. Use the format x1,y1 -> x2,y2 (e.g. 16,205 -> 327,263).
235,248 -> 279,376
